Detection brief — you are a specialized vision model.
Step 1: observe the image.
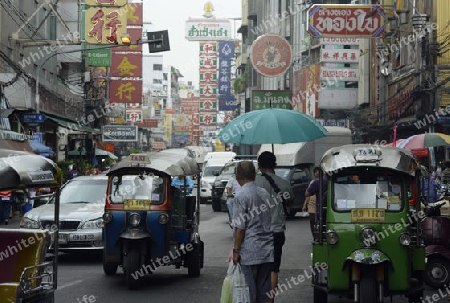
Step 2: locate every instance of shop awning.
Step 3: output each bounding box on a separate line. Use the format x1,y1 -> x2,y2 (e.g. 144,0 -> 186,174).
68,148 -> 118,160
45,115 -> 102,135
0,139 -> 33,152
28,140 -> 55,158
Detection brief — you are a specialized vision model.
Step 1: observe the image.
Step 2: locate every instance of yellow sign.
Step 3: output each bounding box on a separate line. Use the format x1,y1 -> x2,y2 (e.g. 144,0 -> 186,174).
123,199 -> 151,210
85,7 -> 127,44
86,0 -> 127,6
351,208 -> 385,223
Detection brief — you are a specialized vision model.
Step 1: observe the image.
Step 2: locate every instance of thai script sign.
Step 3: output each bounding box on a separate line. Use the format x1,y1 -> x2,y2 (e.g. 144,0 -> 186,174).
320,67 -> 359,81
250,34 -> 292,77
103,125 -> 138,141
185,18 -> 231,41
318,88 -> 358,109
320,37 -> 360,44
252,90 -> 292,110
320,49 -> 359,63
307,4 -> 386,37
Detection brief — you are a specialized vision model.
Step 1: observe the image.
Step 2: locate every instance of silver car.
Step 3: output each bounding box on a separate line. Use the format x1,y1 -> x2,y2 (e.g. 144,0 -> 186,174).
21,175 -> 108,251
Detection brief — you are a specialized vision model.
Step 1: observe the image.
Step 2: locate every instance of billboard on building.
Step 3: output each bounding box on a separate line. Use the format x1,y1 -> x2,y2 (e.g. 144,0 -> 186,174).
185,18 -> 231,41
103,125 -> 138,141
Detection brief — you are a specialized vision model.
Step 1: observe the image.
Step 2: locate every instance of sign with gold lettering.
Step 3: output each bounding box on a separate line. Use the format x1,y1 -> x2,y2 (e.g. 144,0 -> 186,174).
109,80 -> 142,103
111,53 -> 142,77
123,199 -> 151,210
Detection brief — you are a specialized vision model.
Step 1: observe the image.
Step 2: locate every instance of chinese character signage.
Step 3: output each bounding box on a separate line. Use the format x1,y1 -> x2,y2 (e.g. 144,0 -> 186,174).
199,42 -> 217,56
200,98 -> 217,111
85,7 -> 127,44
111,53 -> 142,77
125,3 -> 143,26
218,41 -> 235,58
200,70 -> 217,82
199,113 -> 217,126
218,58 -> 231,94
199,56 -> 217,69
250,34 -> 292,77
110,80 -> 142,103
199,84 -> 217,97
103,125 -> 138,141
320,49 -> 359,63
218,95 -> 236,111
252,90 -> 292,110
185,18 -> 231,41
126,110 -> 143,122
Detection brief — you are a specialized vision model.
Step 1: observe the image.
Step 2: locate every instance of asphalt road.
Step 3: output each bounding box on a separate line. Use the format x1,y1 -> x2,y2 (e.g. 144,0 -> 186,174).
6,205 -> 450,302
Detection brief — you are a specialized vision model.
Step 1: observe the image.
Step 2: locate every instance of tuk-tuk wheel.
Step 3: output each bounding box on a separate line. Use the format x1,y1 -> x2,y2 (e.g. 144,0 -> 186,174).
313,288 -> 327,303
359,277 -> 377,303
424,256 -> 450,288
103,250 -> 118,276
187,242 -> 202,277
408,290 -> 424,303
125,250 -> 142,290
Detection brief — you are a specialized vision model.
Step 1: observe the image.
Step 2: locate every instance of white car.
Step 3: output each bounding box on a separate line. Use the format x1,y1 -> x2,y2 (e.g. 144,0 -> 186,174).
200,163 -> 226,204
21,175 -> 108,251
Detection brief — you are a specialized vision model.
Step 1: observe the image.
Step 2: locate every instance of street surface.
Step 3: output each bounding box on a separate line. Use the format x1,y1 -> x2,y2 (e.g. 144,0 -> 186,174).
6,205 -> 449,302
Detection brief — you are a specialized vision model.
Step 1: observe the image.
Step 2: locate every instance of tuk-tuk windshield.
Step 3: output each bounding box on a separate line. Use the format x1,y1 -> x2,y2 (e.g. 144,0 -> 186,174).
334,174 -> 404,212
109,175 -> 166,205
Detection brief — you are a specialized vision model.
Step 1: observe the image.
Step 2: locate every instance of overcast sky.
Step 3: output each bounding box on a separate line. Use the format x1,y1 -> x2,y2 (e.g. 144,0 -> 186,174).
144,0 -> 242,87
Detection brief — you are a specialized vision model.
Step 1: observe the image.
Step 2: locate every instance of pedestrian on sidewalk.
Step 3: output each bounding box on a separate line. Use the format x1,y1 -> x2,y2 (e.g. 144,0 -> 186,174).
0,190 -> 13,225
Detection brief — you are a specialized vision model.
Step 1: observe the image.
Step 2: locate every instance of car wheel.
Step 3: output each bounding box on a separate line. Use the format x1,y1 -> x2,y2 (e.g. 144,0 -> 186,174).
284,205 -> 297,219
424,256 -> 450,288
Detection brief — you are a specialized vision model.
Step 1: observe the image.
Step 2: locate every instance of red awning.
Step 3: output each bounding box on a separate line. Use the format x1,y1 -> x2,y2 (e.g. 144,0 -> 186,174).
0,139 -> 33,152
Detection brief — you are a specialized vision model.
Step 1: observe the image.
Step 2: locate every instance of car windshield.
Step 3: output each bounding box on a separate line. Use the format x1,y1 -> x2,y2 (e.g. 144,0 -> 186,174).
333,174 -> 404,212
109,175 -> 166,205
220,164 -> 236,177
274,168 -> 290,180
203,166 -> 223,177
60,179 -> 107,204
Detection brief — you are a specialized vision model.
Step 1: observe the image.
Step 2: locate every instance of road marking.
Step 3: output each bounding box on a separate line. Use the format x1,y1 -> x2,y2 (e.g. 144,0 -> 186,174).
58,280 -> 83,290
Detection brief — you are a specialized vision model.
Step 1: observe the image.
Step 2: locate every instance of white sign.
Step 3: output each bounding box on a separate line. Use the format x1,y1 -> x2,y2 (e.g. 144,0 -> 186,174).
320,67 -> 359,81
318,88 -> 358,109
320,38 -> 360,45
185,18 -> 231,41
320,49 -> 359,63
316,119 -> 347,127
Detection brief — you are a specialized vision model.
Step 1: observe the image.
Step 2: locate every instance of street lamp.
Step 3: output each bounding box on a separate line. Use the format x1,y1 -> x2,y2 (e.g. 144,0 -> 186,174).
34,33 -> 167,131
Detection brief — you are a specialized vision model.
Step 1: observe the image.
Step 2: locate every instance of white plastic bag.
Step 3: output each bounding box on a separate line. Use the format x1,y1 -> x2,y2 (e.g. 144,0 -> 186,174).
233,264 -> 250,303
220,262 -> 237,303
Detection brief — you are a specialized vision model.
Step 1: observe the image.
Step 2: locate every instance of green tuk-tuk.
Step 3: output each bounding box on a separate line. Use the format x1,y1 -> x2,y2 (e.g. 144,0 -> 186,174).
312,144 -> 424,303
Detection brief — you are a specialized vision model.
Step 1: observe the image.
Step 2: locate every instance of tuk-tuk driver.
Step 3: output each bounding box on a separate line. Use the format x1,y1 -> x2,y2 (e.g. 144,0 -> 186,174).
171,175 -> 194,194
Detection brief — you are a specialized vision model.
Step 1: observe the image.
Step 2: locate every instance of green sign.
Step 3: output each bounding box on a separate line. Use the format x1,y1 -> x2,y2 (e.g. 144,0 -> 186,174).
87,49 -> 111,67
252,90 -> 292,110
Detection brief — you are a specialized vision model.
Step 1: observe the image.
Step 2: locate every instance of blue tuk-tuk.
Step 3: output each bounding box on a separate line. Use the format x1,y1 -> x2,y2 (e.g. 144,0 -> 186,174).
102,151 -> 204,290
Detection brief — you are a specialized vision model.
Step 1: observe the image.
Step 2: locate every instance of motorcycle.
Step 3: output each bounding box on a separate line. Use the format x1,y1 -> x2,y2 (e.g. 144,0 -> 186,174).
422,199 -> 450,288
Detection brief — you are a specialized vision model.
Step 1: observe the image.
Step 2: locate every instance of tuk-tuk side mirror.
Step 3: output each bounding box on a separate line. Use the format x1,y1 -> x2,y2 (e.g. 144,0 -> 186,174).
213,170 -> 220,176
112,176 -> 122,185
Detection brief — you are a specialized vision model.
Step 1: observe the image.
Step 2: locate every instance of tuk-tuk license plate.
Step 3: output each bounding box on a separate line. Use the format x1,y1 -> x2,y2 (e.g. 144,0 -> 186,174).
124,199 -> 151,210
70,234 -> 95,241
351,208 -> 385,223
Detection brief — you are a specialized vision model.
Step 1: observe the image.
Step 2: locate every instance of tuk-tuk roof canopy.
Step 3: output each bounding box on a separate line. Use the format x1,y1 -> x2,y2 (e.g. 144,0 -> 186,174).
320,144 -> 420,176
0,148 -> 61,190
108,151 -> 200,176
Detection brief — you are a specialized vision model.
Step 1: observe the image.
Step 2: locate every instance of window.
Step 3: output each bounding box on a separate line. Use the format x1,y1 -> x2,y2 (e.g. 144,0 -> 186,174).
153,64 -> 162,71
109,175 -> 166,205
163,73 -> 168,80
153,79 -> 162,84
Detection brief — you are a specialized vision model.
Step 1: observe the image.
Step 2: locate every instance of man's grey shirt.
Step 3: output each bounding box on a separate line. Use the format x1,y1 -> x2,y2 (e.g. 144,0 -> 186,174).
232,182 -> 274,266
255,172 -> 294,233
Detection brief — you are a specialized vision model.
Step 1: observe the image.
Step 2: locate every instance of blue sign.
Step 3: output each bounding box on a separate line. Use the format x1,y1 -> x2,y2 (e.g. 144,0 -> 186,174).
218,58 -> 231,95
218,95 -> 236,111
32,132 -> 43,144
22,113 -> 46,123
218,41 -> 235,59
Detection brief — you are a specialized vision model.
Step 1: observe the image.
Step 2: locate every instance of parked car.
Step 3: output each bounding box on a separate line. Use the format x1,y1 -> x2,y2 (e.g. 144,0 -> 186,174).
200,159 -> 229,204
211,158 -> 258,212
20,175 -> 108,251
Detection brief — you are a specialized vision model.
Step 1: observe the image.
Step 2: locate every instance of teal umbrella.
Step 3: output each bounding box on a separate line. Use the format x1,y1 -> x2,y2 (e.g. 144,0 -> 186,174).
217,108 -> 327,147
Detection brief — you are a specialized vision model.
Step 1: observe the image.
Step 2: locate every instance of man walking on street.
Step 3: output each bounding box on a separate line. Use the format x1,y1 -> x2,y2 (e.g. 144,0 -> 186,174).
255,151 -> 294,302
232,161 -> 274,303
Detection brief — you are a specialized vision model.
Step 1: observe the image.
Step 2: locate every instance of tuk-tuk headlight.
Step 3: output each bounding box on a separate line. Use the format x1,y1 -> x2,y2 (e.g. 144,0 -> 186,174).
326,230 -> 339,244
399,232 -> 411,246
129,213 -> 141,227
103,212 -> 113,224
360,226 -> 377,245
158,213 -> 169,224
